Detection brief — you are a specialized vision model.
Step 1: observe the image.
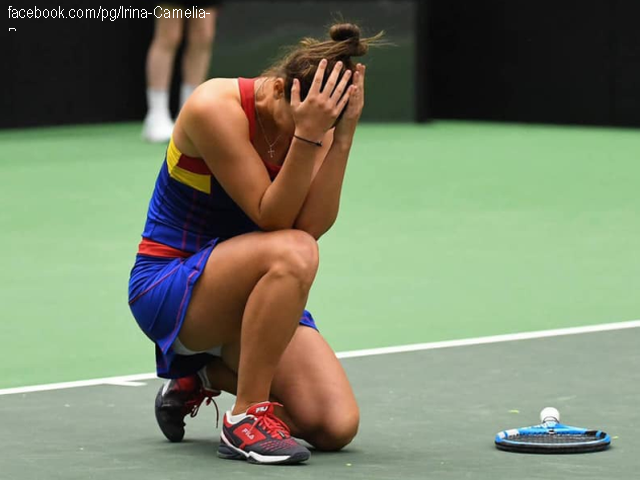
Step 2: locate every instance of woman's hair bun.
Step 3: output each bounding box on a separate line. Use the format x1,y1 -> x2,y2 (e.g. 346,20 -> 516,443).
330,23 -> 360,42
329,23 -> 368,56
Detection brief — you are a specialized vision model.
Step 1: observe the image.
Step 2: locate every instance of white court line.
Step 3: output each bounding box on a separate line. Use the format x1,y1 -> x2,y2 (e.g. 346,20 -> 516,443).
1,319 -> 639,397
0,373 -> 156,396
336,319 -> 640,358
103,380 -> 148,387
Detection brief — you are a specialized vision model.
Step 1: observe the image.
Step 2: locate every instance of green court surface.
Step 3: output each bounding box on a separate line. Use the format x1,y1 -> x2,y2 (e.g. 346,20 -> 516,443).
1,121 -> 639,478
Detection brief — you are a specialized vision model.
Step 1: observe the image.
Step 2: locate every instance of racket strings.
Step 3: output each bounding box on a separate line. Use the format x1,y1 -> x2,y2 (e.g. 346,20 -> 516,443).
509,433 -> 602,444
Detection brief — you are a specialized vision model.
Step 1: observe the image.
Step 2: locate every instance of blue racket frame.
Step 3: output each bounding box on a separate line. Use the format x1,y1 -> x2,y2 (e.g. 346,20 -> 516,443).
495,421 -> 611,454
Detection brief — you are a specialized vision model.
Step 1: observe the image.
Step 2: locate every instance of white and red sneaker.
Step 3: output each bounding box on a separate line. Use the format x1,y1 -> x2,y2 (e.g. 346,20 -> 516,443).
218,402 -> 310,465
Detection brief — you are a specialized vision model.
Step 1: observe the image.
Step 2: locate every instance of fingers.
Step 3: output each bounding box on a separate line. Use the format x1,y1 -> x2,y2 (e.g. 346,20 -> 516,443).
335,84 -> 357,114
356,63 -> 366,91
322,61 -> 344,97
330,68 -> 352,103
309,59 -> 328,96
290,78 -> 301,107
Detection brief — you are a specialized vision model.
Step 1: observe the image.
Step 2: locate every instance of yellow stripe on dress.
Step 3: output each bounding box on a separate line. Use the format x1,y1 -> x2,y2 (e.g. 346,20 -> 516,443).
166,138 -> 211,194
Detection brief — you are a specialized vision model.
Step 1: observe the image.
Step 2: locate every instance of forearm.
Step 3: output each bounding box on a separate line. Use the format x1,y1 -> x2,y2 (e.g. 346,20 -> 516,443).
293,137 -> 352,238
258,137 -> 324,230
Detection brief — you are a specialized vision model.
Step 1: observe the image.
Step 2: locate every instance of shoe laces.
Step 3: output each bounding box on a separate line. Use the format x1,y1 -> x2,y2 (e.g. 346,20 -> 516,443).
249,403 -> 291,439
185,389 -> 220,427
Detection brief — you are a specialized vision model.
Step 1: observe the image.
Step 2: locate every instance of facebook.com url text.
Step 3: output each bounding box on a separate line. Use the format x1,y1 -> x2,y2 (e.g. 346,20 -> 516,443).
8,5 -> 210,23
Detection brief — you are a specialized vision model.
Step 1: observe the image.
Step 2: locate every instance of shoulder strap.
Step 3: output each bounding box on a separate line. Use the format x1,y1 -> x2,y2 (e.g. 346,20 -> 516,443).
238,77 -> 256,141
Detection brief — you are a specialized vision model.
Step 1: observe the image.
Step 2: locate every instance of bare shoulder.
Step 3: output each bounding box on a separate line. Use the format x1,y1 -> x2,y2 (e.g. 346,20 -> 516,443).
188,78 -> 240,111
174,78 -> 249,156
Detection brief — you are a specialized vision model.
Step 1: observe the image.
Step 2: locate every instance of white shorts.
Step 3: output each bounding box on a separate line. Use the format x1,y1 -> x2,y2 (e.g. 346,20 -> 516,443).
172,337 -> 222,357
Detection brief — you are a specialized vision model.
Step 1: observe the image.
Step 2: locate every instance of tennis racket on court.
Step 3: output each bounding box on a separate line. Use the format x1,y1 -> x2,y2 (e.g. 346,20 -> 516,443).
495,408 -> 611,454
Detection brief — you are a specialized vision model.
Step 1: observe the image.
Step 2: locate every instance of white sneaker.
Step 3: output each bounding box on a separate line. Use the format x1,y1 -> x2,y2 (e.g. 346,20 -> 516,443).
142,112 -> 174,143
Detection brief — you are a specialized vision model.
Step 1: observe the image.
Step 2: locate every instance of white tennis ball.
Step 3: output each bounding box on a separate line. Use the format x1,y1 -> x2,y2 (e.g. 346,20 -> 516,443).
540,407 -> 560,423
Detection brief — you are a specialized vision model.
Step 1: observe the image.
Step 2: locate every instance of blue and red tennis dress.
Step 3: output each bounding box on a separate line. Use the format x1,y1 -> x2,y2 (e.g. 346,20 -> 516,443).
128,78 -> 317,378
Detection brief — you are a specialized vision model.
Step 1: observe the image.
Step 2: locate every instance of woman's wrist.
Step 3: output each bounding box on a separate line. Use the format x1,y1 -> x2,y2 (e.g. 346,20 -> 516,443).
293,134 -> 323,148
333,126 -> 356,147
331,135 -> 353,151
293,128 -> 324,145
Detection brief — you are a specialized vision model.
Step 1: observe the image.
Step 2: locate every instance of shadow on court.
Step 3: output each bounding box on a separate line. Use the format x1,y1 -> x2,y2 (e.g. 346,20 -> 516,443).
2,328 -> 638,480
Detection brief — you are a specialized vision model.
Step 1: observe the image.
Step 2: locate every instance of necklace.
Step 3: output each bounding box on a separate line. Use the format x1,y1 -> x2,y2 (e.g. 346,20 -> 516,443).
254,79 -> 282,159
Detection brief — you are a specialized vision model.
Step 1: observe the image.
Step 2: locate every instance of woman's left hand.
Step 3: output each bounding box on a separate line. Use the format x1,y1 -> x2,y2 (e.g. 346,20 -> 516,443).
334,63 -> 366,142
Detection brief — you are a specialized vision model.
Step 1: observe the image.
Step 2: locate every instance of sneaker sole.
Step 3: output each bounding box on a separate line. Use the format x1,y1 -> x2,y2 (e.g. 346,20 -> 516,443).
218,432 -> 310,465
154,385 -> 185,443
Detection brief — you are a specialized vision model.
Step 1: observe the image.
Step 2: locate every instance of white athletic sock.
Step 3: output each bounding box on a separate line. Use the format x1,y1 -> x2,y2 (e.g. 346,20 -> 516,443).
180,84 -> 197,109
228,405 -> 248,424
146,88 -> 171,117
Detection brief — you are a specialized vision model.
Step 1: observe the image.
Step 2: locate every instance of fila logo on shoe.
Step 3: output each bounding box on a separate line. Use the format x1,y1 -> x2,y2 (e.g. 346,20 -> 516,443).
255,406 -> 269,413
241,427 -> 255,440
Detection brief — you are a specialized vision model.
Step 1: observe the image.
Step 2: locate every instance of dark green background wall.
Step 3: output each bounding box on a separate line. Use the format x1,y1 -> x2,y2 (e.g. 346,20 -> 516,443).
201,1 -> 416,122
8,1 -> 640,129
3,1 -> 416,129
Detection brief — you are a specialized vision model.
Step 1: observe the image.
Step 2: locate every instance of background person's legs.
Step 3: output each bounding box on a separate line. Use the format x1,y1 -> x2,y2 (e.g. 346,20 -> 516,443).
181,8 -> 218,108
143,9 -> 184,142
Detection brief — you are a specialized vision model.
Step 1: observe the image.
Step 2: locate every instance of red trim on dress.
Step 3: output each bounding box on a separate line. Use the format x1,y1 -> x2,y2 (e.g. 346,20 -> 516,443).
138,238 -> 191,259
176,154 -> 212,174
238,77 -> 257,141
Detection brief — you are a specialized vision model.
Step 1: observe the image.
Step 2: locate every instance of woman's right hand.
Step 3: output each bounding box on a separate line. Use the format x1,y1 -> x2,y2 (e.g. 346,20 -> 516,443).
290,59 -> 355,142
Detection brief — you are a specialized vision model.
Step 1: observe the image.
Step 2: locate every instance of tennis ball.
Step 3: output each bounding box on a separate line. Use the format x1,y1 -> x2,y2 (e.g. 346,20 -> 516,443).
540,407 -> 560,423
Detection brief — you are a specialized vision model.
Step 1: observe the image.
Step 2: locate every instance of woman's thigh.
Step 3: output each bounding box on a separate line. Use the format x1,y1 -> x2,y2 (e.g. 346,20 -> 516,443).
178,229 -> 318,351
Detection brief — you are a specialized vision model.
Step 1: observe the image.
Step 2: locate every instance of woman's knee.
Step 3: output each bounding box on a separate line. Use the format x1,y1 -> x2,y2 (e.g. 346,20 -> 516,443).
307,409 -> 360,451
186,16 -> 216,50
268,230 -> 319,290
153,18 -> 184,50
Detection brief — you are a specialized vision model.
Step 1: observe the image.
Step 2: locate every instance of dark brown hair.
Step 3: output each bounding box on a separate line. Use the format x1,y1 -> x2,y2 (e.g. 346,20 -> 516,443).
265,23 -> 384,102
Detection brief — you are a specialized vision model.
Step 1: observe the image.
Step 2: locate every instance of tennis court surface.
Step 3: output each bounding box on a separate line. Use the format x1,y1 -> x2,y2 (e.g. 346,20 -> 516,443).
2,121 -> 639,479
2,326 -> 639,479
